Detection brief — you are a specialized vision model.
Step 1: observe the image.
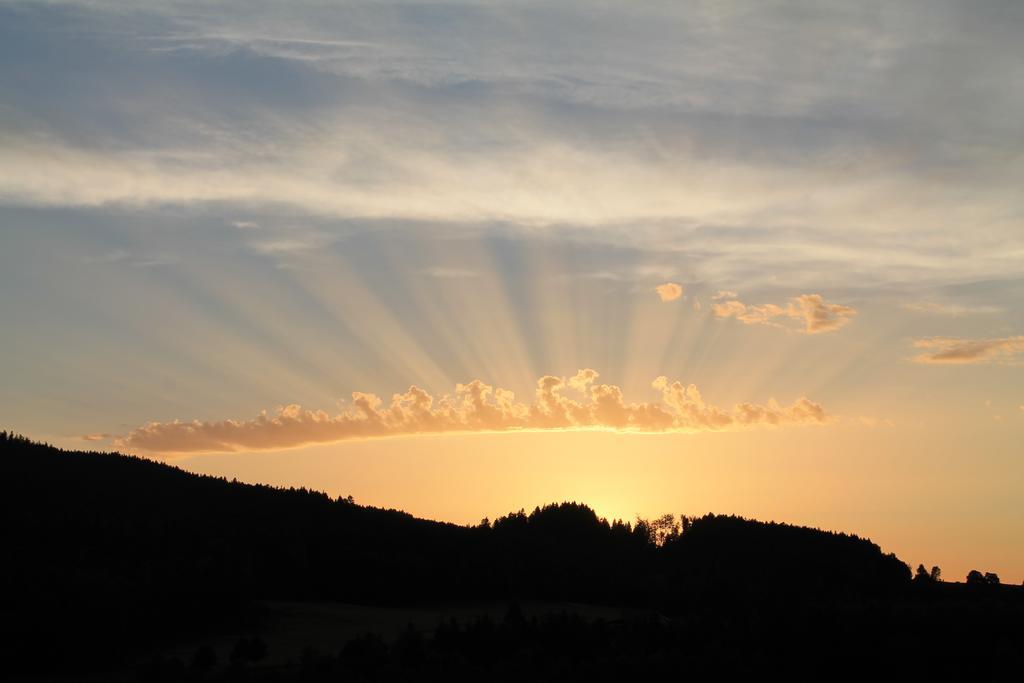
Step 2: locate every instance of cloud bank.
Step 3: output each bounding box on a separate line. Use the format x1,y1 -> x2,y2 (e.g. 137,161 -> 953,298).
112,370 -> 828,454
1,1 -> 1022,291
912,336 -> 1024,365
712,294 -> 856,334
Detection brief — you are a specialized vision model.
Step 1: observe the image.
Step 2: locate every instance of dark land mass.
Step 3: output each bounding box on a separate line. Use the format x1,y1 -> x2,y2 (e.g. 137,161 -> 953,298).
2,431 -> 1022,681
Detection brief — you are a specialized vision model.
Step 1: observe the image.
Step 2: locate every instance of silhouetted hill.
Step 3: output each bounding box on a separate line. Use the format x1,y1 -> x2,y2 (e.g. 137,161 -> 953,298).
3,432 -> 1021,680
1,433 -> 907,606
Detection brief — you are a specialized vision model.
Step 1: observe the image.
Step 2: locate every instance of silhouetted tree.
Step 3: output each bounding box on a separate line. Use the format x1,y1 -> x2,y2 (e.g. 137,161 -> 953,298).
648,513 -> 681,546
965,570 -> 1002,586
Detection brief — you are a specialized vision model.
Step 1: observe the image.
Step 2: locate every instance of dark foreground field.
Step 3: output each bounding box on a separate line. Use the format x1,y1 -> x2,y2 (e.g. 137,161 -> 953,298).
2,432 -> 1022,681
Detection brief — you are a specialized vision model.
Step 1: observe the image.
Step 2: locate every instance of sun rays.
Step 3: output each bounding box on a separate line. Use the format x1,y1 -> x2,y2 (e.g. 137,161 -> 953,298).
68,221 -> 888,457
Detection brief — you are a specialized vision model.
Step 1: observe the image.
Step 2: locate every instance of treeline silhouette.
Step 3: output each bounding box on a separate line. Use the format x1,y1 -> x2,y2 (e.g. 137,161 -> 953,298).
144,599 -> 1024,683
2,432 -> 1022,680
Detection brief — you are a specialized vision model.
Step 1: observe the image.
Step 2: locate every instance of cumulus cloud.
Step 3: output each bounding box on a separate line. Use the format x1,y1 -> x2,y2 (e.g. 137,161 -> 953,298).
712,293 -> 856,334
655,282 -> 683,302
712,290 -> 738,301
911,336 -> 1024,364
112,370 -> 829,454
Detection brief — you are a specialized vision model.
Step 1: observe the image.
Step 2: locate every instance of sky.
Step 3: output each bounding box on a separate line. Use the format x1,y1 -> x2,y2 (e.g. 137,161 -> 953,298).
1,0 -> 1022,582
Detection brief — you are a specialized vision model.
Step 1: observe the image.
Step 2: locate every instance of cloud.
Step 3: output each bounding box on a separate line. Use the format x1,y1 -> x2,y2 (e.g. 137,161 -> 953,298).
712,293 -> 856,334
3,0 -> 1024,292
81,433 -> 111,442
902,302 -> 1000,316
911,336 -> 1024,365
655,282 -> 683,302
712,290 -> 738,301
854,416 -> 895,429
422,267 -> 480,279
231,220 -> 259,230
81,249 -> 172,268
111,370 -> 829,454
247,230 -> 335,255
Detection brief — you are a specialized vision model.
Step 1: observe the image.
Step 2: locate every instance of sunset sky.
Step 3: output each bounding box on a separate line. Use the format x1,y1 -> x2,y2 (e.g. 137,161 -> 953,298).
1,0 -> 1022,582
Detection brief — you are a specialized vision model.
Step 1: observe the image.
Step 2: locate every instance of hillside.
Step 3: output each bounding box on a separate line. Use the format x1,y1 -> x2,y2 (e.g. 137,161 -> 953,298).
2,432 -> 1021,680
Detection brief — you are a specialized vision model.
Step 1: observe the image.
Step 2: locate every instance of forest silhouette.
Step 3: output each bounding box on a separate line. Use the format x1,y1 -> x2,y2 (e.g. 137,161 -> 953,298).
2,431 -> 1021,681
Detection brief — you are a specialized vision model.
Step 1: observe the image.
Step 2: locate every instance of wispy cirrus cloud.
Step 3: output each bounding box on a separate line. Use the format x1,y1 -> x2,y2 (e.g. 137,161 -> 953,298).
902,302 -> 1001,317
80,433 -> 111,442
712,294 -> 856,334
246,227 -> 336,255
421,267 -> 480,279
1,2 -> 1022,286
911,336 -> 1024,365
108,370 -> 829,454
80,248 -> 173,268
